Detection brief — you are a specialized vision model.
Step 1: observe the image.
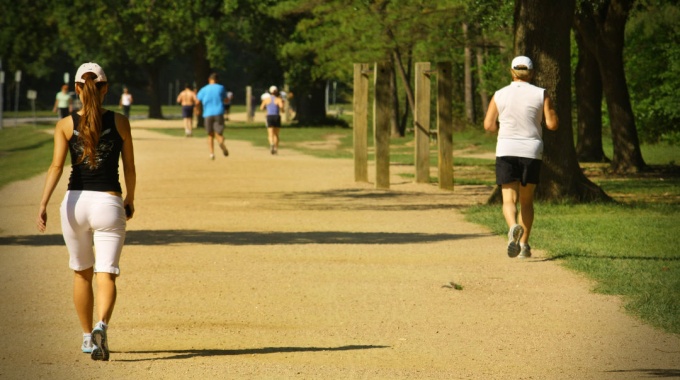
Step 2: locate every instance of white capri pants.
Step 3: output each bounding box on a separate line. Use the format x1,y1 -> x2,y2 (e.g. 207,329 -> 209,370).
60,190 -> 127,275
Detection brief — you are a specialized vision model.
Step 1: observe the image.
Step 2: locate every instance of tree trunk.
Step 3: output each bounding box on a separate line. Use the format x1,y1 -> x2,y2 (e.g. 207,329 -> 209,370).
399,52 -> 412,136
144,62 -> 164,119
463,22 -> 475,125
476,45 -> 489,116
510,0 -> 610,202
193,43 -> 211,128
293,78 -> 327,124
389,58 -> 401,137
573,0 -> 645,173
574,28 -> 608,162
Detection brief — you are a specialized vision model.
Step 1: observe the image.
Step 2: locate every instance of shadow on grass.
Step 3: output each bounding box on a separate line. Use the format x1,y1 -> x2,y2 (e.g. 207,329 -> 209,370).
115,344 -> 388,362
537,250 -> 680,262
0,230 -> 491,247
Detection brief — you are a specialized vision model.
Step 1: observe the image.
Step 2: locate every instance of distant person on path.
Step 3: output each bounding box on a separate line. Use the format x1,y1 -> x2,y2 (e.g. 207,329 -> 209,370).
119,87 -> 133,119
53,84 -> 73,119
223,91 -> 233,120
177,83 -> 198,137
260,85 -> 285,155
196,73 -> 229,160
36,62 -> 136,361
483,56 -> 558,258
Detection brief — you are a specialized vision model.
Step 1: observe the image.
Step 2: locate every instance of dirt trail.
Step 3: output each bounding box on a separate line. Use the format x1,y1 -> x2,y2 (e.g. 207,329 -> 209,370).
0,117 -> 678,379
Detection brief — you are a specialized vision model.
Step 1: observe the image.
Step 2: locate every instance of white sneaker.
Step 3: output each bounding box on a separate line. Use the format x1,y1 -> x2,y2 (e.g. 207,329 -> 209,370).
81,334 -> 93,353
91,321 -> 109,361
519,244 -> 532,258
507,224 -> 524,258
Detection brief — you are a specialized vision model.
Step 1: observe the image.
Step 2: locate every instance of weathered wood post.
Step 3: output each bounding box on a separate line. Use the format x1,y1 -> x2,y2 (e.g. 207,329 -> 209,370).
246,86 -> 253,122
353,63 -> 370,182
373,62 -> 391,189
284,84 -> 291,122
437,62 -> 454,190
414,62 -> 431,184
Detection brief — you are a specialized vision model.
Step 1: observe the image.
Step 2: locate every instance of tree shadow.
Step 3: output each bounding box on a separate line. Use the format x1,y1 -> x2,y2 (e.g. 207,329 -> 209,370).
535,251 -> 680,262
114,344 -> 389,362
605,368 -> 680,378
0,230 -> 490,247
273,188 -> 486,211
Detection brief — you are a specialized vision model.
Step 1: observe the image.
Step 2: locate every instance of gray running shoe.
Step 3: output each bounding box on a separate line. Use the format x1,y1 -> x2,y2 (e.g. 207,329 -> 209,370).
519,244 -> 532,258
91,322 -> 109,361
507,224 -> 524,258
81,334 -> 93,353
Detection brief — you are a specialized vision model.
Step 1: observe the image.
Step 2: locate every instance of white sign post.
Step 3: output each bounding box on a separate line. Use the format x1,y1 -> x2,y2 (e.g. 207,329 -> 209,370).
0,69 -> 4,130
14,70 -> 21,126
64,72 -> 69,84
27,90 -> 37,125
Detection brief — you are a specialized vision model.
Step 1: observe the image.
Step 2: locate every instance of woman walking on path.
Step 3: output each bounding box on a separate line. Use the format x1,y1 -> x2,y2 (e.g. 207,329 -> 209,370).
260,85 -> 285,155
177,83 -> 198,137
483,56 -> 558,258
119,87 -> 133,119
36,62 -> 136,361
53,84 -> 73,119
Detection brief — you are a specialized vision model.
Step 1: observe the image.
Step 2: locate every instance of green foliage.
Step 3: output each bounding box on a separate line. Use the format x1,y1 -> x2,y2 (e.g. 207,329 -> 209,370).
0,0 -> 60,77
625,1 -> 680,143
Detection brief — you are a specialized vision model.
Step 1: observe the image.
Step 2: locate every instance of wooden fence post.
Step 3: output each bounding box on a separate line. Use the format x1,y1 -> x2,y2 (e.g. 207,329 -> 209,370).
373,62 -> 391,189
284,84 -> 291,122
246,86 -> 253,122
437,62 -> 454,190
353,63 -> 369,182
414,62 -> 431,184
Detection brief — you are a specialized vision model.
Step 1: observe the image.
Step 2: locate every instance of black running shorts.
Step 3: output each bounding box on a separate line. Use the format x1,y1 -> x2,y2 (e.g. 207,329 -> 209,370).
495,156 -> 542,186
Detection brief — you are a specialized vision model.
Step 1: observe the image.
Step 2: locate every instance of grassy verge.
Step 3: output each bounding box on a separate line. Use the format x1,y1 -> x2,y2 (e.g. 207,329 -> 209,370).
3,119 -> 679,334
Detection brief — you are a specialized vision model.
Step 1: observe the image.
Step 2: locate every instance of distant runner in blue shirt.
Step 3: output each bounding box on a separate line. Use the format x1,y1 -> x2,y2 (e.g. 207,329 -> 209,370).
260,85 -> 285,155
197,73 -> 229,159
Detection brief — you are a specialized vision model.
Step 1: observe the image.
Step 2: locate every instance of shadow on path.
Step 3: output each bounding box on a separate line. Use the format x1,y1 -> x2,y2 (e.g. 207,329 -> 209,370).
0,230 -> 491,247
605,368 -> 680,378
115,344 -> 389,362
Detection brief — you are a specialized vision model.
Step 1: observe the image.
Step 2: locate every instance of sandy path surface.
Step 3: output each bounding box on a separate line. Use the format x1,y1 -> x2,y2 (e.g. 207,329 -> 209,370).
0,117 -> 678,379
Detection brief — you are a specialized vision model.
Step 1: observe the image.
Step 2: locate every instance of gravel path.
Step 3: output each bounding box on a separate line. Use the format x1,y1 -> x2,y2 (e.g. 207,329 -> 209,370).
0,116 -> 678,379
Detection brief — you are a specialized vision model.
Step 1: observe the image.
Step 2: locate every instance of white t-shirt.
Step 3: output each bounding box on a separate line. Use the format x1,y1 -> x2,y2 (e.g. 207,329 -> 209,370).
493,81 -> 545,159
121,93 -> 133,106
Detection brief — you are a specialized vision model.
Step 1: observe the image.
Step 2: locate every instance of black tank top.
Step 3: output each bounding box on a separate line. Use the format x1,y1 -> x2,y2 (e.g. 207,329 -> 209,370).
67,110 -> 123,193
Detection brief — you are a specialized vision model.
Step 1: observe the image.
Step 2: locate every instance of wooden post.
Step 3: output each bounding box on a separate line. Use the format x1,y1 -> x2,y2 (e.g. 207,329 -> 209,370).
353,63 -> 369,182
414,62 -> 431,184
437,62 -> 454,190
246,86 -> 253,122
373,62 -> 391,189
284,84 -> 291,122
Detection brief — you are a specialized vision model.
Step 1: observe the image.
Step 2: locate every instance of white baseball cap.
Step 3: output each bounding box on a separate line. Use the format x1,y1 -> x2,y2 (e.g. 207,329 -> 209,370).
511,56 -> 533,70
75,62 -> 107,83
269,85 -> 278,93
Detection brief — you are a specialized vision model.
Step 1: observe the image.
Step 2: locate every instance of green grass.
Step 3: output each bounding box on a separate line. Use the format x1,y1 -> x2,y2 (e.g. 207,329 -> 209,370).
0,124 -> 55,189
3,118 -> 679,335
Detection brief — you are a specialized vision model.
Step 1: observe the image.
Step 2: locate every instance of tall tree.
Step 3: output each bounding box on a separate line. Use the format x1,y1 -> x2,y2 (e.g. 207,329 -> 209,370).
625,1 -> 680,144
574,0 -> 646,173
0,0 -> 61,78
275,0 -> 465,130
53,0 -> 197,118
573,28 -> 608,162
514,0 -> 610,201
